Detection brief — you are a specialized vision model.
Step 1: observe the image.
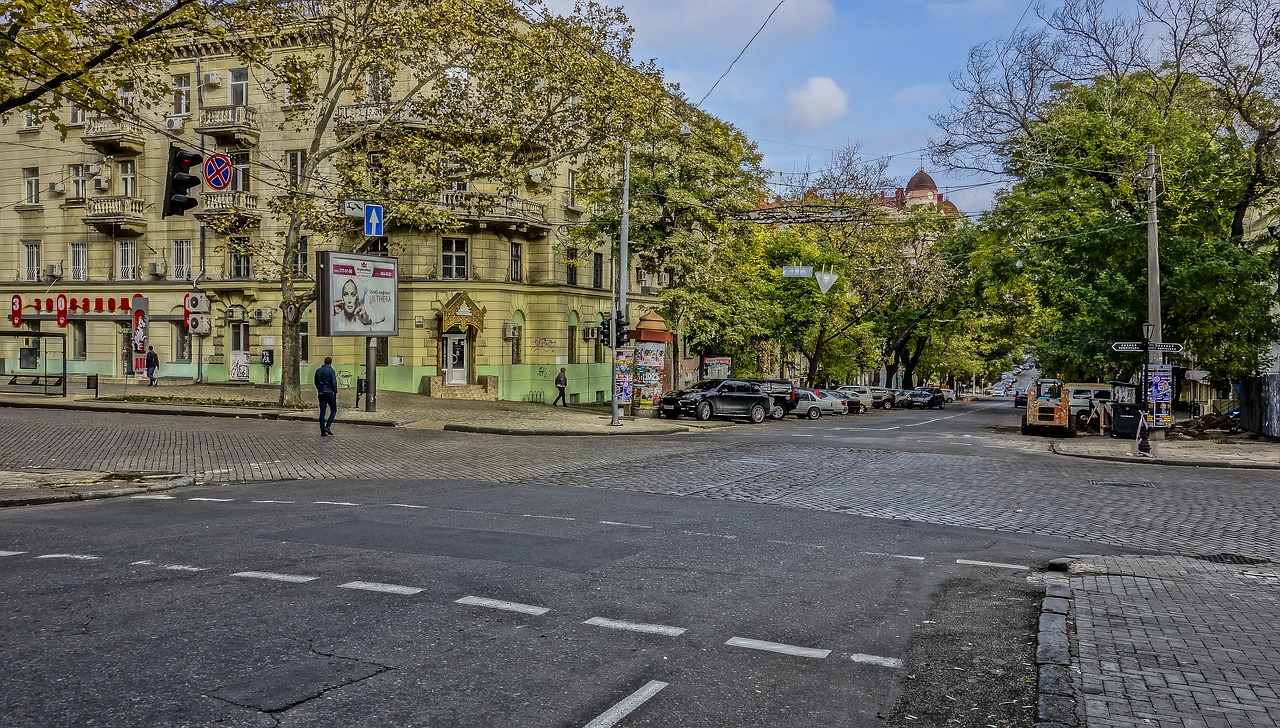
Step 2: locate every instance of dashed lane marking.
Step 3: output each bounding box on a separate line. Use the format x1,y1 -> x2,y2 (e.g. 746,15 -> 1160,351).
523,514 -> 575,521
584,617 -> 687,637
861,551 -> 925,561
584,680 -> 669,728
726,637 -> 831,659
0,551 -> 28,557
848,653 -> 905,668
791,434 -> 815,437
767,539 -> 826,549
252,500 -> 296,504
339,581 -> 423,596
455,595 -> 550,616
35,553 -> 100,560
131,494 -> 176,500
232,571 -> 319,583
599,521 -> 653,529
682,531 -> 738,540
188,497 -> 234,502
131,560 -> 207,571
386,503 -> 430,509
956,559 -> 1030,571
314,501 -> 360,507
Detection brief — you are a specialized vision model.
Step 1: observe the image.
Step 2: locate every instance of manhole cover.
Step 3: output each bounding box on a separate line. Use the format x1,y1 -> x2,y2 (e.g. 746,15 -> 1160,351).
1192,553 -> 1273,565
1088,480 -> 1154,488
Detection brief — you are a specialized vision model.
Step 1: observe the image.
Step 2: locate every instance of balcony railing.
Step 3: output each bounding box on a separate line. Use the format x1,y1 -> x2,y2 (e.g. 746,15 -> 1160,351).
82,118 -> 146,155
336,103 -> 426,130
86,196 -> 147,217
84,117 -> 144,137
201,191 -> 260,213
440,191 -> 548,224
195,105 -> 259,145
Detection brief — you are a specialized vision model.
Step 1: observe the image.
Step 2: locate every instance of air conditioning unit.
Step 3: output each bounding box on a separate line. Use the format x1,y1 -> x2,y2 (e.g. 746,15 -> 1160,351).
184,292 -> 210,313
501,323 -> 521,339
226,307 -> 246,322
252,307 -> 275,322
86,163 -> 101,175
582,326 -> 599,340
148,261 -> 167,276
92,177 -> 109,191
165,116 -> 185,131
45,263 -> 63,279
187,313 -> 212,336
203,72 -> 221,87
47,182 -> 66,195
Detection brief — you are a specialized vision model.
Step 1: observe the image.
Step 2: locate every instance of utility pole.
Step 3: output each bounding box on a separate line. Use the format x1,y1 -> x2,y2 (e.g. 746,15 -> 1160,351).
1146,144 -> 1162,353
609,143 -> 631,427
194,41 -> 207,384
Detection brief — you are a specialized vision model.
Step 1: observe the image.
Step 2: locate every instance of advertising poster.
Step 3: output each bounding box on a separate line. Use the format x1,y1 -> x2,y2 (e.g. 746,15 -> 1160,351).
634,342 -> 666,412
702,356 -> 731,379
614,348 -> 634,404
1147,364 -> 1174,428
318,252 -> 399,337
131,296 -> 148,374
230,351 -> 250,381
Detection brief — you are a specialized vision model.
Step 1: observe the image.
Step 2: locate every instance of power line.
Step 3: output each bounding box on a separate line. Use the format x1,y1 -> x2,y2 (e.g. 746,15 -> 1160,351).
697,0 -> 785,106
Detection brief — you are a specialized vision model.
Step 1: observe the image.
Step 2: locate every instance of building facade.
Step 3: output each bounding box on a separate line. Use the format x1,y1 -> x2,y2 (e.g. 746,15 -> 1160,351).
1,41 -> 661,403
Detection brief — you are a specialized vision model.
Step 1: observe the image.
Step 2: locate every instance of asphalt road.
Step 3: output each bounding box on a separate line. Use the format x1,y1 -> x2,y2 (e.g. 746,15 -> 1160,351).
1,392 -> 1274,727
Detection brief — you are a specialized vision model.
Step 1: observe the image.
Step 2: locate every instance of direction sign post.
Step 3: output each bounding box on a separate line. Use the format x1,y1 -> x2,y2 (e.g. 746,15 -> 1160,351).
1112,341 -> 1183,353
1152,342 -> 1183,353
364,204 -> 384,236
1112,342 -> 1144,352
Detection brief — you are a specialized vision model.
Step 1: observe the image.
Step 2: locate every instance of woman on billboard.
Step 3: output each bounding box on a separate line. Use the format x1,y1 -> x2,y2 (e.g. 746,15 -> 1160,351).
333,278 -> 373,331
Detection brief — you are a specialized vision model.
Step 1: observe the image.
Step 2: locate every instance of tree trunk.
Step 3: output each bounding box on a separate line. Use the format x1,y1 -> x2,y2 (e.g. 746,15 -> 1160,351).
277,219 -> 309,408
901,336 -> 927,388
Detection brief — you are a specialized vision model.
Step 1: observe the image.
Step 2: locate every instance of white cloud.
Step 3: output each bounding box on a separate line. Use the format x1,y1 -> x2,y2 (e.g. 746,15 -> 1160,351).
784,77 -> 849,131
889,84 -> 946,106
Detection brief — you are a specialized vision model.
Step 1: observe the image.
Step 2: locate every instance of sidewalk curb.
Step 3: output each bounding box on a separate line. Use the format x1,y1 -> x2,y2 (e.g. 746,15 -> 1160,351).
1037,566 -> 1083,728
1,474 -> 195,508
444,423 -> 693,436
1049,441 -> 1280,470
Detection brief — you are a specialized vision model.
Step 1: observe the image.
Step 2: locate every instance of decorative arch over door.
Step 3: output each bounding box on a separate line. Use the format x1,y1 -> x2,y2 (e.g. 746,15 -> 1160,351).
437,292 -> 486,386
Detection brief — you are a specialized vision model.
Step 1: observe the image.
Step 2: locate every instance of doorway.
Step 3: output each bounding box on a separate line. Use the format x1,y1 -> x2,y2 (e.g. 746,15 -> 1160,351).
442,331 -> 468,385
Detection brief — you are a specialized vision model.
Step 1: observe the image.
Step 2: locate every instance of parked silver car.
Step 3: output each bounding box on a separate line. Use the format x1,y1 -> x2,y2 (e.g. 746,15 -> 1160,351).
838,385 -> 895,409
792,389 -> 847,419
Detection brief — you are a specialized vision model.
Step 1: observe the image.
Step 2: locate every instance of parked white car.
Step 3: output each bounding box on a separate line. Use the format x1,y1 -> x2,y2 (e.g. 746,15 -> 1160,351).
940,388 -> 956,402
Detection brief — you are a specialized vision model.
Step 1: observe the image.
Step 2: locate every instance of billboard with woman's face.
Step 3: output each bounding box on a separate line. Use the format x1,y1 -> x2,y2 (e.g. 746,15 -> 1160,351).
316,252 -> 399,337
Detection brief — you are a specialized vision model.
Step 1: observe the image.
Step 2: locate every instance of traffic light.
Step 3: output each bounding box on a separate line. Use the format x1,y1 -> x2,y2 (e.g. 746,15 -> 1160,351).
615,311 -> 629,347
599,317 -> 612,344
163,144 -> 203,217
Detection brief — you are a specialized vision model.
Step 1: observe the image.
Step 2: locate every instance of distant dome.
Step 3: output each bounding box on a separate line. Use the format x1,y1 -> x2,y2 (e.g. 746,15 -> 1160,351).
940,200 -> 960,215
906,169 -> 938,193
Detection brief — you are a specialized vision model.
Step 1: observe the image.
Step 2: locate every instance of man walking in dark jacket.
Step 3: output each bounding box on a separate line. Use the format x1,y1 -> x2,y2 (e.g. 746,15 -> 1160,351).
145,346 -> 160,386
553,367 -> 568,406
314,356 -> 338,436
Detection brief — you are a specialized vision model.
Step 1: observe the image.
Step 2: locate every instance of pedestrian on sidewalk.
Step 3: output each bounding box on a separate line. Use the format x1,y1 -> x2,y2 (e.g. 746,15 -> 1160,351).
145,346 -> 160,387
553,367 -> 568,406
315,356 -> 338,436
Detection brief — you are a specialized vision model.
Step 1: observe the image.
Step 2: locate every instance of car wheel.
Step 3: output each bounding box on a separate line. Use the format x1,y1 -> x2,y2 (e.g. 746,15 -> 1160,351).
857,403 -> 867,414
695,401 -> 713,421
749,404 -> 766,424
1020,414 -> 1030,436
806,407 -> 821,420
769,405 -> 785,420
883,400 -> 893,410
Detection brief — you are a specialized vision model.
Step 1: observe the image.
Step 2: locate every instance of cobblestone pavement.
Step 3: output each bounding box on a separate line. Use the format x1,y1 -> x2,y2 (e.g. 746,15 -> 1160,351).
1068,555 -> 1280,727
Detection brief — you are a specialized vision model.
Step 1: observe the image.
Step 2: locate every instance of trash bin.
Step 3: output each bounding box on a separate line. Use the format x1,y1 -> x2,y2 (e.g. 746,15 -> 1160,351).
1110,402 -> 1143,437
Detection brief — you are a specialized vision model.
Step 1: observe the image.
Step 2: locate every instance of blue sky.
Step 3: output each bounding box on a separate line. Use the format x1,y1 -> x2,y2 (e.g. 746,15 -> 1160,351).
545,0 -> 1040,213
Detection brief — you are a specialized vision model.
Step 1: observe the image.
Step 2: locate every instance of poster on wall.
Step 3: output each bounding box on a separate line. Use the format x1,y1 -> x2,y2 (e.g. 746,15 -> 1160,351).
634,342 -> 666,412
131,295 -> 148,374
614,348 -> 634,404
1147,364 -> 1173,428
702,356 -> 731,379
316,251 -> 399,337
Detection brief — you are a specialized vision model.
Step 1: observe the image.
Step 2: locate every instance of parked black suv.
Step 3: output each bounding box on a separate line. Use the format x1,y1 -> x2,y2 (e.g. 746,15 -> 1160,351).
905,387 -> 946,409
658,379 -> 772,423
743,378 -> 797,419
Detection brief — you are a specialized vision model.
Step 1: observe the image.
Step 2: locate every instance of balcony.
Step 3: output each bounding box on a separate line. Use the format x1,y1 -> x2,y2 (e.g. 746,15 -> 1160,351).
83,196 -> 148,236
336,103 -> 427,134
194,105 -> 259,146
439,191 -> 550,237
82,118 -> 146,156
195,191 -> 262,230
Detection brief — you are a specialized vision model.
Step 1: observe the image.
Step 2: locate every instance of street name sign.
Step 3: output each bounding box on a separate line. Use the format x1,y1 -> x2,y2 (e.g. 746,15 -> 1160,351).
1152,342 -> 1184,353
1112,342 -> 1143,351
1112,341 -> 1184,353
782,266 -> 813,277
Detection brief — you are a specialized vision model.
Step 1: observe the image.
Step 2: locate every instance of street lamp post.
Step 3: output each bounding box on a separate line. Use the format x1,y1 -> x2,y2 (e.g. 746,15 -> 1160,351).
1137,321 -> 1154,455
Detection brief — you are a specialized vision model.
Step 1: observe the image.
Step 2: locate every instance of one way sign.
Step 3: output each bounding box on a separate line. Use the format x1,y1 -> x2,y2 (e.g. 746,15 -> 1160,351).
364,203 -> 384,236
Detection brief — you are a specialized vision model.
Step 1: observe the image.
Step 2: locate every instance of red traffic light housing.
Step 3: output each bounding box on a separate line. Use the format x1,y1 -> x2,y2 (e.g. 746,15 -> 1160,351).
163,145 -> 203,218
614,311 -> 629,347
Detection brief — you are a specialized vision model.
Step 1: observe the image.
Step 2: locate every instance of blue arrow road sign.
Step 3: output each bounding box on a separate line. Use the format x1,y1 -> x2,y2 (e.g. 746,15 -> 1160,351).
364,203 -> 384,236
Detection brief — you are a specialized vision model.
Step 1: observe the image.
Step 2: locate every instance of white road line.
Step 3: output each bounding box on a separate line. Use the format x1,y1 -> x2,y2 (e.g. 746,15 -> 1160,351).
232,571 -> 318,583
455,595 -> 549,616
131,494 -> 176,500
849,653 -> 905,668
584,680 -> 669,728
35,554 -> 100,560
725,637 -> 831,659
386,503 -> 430,509
0,550 -> 27,557
314,501 -> 360,506
188,497 -> 234,502
584,617 -> 687,637
131,560 -> 206,571
766,539 -> 826,549
523,514 -> 575,521
681,531 -> 738,540
791,434 -> 815,437
860,551 -> 925,561
339,581 -> 423,596
904,419 -> 943,428
982,445 -> 1008,449
252,500 -> 296,504
599,521 -> 653,529
956,559 -> 1030,571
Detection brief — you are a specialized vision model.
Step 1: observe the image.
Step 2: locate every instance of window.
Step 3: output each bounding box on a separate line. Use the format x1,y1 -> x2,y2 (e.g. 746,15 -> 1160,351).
231,252 -> 251,279
567,169 -> 578,209
367,151 -> 386,190
69,164 -> 87,199
23,243 -> 40,281
292,236 -> 309,277
285,149 -> 307,188
230,322 -> 250,353
443,66 -> 469,95
510,327 -> 522,365
173,323 -> 191,362
21,110 -> 38,129
230,151 -> 250,192
365,70 -> 391,104
442,238 -> 467,279
567,325 -> 577,363
118,240 -> 136,280
118,160 -> 136,198
68,105 -> 86,126
172,75 -> 191,115
509,242 -> 522,281
565,247 -> 578,286
592,252 -> 604,289
23,168 -> 39,204
300,322 -> 309,364
364,236 -> 389,256
229,68 -> 249,106
595,331 -> 606,363
173,239 -> 192,280
71,321 -> 87,360
69,243 -> 87,281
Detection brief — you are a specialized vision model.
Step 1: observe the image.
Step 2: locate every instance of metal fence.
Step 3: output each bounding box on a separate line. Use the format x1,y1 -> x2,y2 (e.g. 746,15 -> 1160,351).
1240,374 -> 1280,437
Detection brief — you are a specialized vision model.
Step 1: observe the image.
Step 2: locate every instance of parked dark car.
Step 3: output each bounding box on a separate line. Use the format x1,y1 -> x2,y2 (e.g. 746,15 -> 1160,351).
906,387 -> 946,409
743,378 -> 797,419
659,379 -> 771,423
1013,388 -> 1028,408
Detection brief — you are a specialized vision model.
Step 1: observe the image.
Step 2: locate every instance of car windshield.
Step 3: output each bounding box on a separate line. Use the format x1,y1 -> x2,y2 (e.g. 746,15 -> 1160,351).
688,380 -> 722,392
